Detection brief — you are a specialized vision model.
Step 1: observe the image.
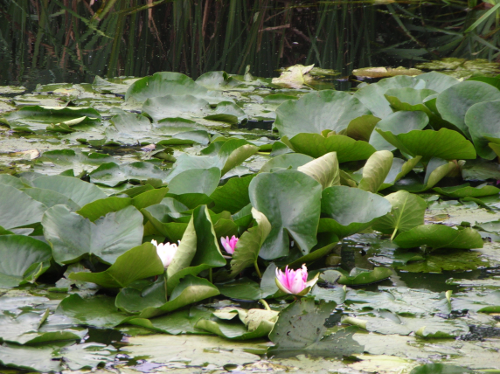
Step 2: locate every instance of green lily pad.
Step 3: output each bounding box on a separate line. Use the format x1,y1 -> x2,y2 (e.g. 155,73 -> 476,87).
466,99 -> 500,160
68,242 -> 164,288
373,190 -> 427,238
354,75 -> 425,119
249,169 -> 322,259
283,132 -> 376,162
166,138 -> 258,181
260,153 -> 313,173
0,344 -> 62,372
335,267 -> 392,286
127,305 -> 213,335
274,90 -> 371,138
0,184 -> 47,229
168,167 -> 220,196
142,94 -> 211,122
125,71 -> 225,104
0,235 -> 52,288
434,183 -> 500,198
268,298 -> 363,358
57,342 -> 116,371
42,204 -> 144,264
56,294 -> 130,328
358,150 -> 393,193
195,308 -> 276,340
31,175 -> 107,207
436,80 -> 500,136
394,225 -> 483,250
297,152 -> 340,189
344,115 -> 381,142
375,128 -> 476,163
343,312 -> 468,338
0,105 -> 100,132
210,174 -> 255,214
229,208 -> 271,277
369,111 -> 429,152
165,205 -> 226,292
121,275 -> 220,319
89,161 -> 168,187
217,264 -> 280,300
320,186 -> 392,238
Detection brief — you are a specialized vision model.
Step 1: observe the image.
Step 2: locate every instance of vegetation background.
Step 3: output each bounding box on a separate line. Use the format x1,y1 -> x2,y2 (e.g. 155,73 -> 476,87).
1,0 -> 499,86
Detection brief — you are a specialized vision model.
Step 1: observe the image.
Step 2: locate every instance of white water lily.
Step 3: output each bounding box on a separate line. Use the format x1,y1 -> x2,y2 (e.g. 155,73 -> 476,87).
151,239 -> 179,268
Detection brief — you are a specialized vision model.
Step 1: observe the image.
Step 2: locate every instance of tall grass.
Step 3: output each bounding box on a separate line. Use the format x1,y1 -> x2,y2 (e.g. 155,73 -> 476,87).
0,0 -> 498,87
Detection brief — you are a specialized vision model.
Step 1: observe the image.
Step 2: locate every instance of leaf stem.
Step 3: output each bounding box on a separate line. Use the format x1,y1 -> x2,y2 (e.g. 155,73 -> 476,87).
254,261 -> 262,278
390,227 -> 398,241
259,299 -> 271,311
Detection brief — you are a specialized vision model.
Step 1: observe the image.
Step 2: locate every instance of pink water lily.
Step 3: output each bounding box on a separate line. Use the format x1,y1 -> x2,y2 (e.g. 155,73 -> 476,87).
275,264 -> 319,295
220,235 -> 238,255
151,239 -> 179,268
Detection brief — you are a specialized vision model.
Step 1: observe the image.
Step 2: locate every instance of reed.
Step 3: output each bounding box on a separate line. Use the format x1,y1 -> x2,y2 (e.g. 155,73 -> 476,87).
0,0 -> 498,87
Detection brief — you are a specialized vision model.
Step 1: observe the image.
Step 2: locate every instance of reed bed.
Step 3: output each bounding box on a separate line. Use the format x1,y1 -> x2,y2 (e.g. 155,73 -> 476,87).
0,0 -> 498,86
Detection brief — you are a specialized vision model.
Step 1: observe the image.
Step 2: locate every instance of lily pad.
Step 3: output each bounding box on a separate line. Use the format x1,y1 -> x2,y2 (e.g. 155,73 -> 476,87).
68,242 -> 164,288
369,111 -> 429,151
373,190 -> 427,238
0,235 -> 52,288
354,75 -> 425,119
42,204 -> 144,264
229,208 -> 271,277
0,184 -> 47,229
336,267 -> 393,286
125,71 -> 225,104
274,90 -> 371,138
436,80 -> 500,136
249,169 -> 322,259
434,183 -> 500,198
394,225 -> 483,250
358,150 -> 393,193
31,175 -> 107,207
283,132 -> 376,162
375,128 -> 476,163
465,99 -> 500,160
320,186 -> 392,238
268,298 -> 363,358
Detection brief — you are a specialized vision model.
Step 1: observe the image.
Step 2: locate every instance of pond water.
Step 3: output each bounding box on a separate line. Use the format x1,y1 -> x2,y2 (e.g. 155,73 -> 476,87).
1,1 -> 500,374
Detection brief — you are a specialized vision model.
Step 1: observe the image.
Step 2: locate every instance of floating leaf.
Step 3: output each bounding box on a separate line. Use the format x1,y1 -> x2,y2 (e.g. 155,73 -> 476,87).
320,186 -> 392,238
436,80 -> 500,136
274,90 -> 371,138
68,243 -> 164,288
394,225 -> 483,250
434,183 -> 500,198
375,128 -> 476,163
369,111 -> 429,151
297,152 -> 340,189
249,170 -> 322,259
229,208 -> 271,277
0,184 -> 46,229
358,150 -> 393,193
268,298 -> 363,358
373,190 -> 427,238
32,175 -> 107,207
42,204 -> 144,265
466,99 -> 500,160
283,133 -> 376,162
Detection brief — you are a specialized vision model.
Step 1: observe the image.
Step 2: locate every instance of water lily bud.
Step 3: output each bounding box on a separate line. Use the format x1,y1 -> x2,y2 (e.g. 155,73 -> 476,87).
275,264 -> 319,296
151,239 -> 178,268
220,235 -> 238,255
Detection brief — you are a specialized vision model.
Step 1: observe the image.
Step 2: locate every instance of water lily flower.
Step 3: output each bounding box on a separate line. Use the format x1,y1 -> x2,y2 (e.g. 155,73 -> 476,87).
220,235 -> 238,255
151,239 -> 178,268
275,264 -> 319,296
